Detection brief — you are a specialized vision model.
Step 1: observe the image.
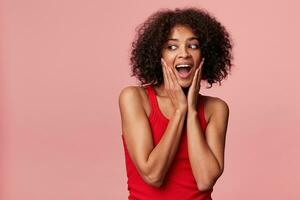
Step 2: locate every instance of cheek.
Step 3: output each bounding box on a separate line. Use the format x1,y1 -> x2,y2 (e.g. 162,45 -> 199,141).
192,52 -> 201,64
162,53 -> 176,64
192,50 -> 201,57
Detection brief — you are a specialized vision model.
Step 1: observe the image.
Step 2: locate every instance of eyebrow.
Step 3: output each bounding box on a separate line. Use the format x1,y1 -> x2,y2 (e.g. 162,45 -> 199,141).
167,36 -> 199,41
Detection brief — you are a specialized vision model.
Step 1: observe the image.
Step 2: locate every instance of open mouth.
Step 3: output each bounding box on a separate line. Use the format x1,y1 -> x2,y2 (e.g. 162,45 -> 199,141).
175,64 -> 192,79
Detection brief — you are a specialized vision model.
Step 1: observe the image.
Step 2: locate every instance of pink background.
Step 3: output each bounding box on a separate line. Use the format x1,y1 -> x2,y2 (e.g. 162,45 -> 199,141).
1,0 -> 300,199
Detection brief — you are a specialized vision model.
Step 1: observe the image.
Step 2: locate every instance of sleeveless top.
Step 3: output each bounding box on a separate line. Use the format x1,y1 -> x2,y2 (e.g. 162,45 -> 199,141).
121,85 -> 213,200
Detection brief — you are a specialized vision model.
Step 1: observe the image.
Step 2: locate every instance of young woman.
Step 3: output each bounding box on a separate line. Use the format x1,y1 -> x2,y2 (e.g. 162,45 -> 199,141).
119,7 -> 233,200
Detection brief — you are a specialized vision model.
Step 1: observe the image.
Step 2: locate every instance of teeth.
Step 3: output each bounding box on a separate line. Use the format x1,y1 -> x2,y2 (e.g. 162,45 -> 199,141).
176,64 -> 191,68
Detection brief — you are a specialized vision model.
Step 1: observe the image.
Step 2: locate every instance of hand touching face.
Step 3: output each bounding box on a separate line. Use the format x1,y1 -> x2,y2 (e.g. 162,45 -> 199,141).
161,25 -> 202,88
161,57 -> 188,112
187,58 -> 205,111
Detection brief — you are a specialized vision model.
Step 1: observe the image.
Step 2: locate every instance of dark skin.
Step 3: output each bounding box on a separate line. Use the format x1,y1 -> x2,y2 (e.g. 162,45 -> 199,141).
119,25 -> 228,190
161,50 -> 226,191
160,56 -> 204,127
158,24 -> 227,190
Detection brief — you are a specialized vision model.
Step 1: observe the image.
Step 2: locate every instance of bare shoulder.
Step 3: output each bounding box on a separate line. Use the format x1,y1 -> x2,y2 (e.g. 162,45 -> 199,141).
118,85 -> 149,117
200,94 -> 230,123
119,85 -> 140,102
119,84 -> 147,101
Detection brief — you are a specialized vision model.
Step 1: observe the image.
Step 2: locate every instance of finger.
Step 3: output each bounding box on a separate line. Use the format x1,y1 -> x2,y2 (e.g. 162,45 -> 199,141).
161,58 -> 173,96
199,58 -> 204,76
161,58 -> 169,86
162,58 -> 174,84
196,58 -> 205,89
190,67 -> 199,90
196,66 -> 201,90
162,58 -> 176,90
166,63 -> 178,89
200,57 -> 205,66
161,58 -> 175,100
166,63 -> 179,84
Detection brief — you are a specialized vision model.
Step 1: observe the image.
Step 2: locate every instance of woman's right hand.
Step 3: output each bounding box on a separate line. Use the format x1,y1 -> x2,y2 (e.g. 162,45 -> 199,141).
161,58 -> 188,113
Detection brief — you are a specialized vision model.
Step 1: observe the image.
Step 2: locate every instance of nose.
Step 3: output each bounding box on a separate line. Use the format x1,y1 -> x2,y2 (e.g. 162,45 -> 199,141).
178,46 -> 190,58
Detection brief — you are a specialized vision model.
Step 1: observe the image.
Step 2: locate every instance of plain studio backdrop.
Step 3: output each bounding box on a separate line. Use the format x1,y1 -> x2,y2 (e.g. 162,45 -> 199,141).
1,0 -> 300,199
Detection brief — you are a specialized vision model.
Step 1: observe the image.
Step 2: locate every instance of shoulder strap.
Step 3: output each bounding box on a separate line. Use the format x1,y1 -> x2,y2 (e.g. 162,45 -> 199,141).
145,85 -> 157,110
198,96 -> 207,131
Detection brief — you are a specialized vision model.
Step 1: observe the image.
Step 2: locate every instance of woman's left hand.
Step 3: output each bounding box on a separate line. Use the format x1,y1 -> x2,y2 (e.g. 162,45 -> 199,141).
187,58 -> 205,112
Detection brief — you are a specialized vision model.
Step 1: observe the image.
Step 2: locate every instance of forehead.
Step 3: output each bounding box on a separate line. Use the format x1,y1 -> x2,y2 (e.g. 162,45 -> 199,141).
167,25 -> 197,40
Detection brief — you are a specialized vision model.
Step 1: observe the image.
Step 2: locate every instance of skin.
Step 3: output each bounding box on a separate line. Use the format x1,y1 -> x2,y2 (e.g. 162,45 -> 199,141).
119,25 -> 229,190
159,24 -> 204,113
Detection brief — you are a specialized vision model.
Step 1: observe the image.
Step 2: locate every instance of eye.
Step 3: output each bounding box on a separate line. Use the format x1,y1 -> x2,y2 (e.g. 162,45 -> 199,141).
189,44 -> 200,49
167,45 -> 177,50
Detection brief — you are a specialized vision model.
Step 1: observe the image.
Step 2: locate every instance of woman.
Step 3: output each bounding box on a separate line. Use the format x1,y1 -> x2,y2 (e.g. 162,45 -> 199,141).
119,7 -> 233,200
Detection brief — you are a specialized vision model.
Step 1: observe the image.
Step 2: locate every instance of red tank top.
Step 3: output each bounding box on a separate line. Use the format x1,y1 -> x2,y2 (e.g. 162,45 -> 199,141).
121,85 -> 213,200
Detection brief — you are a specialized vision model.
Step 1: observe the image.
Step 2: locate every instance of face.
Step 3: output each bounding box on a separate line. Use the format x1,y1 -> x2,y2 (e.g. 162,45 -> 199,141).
161,25 -> 202,88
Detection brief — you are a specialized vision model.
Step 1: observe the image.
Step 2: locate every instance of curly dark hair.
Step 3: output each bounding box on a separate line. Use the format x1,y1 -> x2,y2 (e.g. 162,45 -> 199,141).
129,7 -> 234,88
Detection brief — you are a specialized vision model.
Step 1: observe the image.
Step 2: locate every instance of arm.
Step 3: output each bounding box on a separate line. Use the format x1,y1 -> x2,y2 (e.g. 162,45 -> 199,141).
186,98 -> 229,191
119,86 -> 187,187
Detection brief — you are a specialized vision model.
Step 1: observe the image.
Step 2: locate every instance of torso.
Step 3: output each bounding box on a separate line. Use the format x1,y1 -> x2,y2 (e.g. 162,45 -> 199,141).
136,85 -> 216,124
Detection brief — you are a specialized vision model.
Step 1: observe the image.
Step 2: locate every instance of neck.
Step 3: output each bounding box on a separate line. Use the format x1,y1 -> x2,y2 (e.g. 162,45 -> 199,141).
154,83 -> 190,97
182,87 -> 189,96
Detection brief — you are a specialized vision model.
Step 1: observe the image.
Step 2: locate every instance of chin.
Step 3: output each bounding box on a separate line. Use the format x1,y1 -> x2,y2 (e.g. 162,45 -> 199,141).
178,79 -> 192,88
